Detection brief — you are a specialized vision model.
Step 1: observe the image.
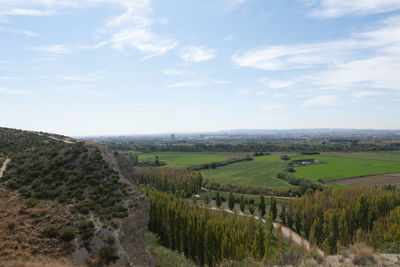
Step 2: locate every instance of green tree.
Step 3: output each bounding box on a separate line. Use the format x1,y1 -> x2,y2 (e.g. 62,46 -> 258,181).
280,203 -> 286,225
228,192 -> 235,211
240,194 -> 246,213
258,194 -> 266,218
249,203 -> 255,215
216,190 -> 222,208
270,196 -> 277,220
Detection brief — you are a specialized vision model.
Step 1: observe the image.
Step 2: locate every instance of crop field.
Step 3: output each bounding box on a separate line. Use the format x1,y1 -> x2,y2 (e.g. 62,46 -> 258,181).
137,152 -> 240,168
292,152 -> 400,180
331,173 -> 400,188
200,155 -> 293,189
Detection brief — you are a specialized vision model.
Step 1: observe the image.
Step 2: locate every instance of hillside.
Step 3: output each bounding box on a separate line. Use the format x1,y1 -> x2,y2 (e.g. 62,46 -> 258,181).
0,127 -> 153,266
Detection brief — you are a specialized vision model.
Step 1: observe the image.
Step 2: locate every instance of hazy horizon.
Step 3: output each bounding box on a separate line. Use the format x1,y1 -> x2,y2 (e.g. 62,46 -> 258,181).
1,0 -> 400,136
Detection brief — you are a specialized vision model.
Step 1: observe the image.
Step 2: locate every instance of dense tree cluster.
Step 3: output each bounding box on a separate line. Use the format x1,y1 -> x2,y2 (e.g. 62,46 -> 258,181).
189,156 -> 253,171
142,188 -> 279,266
134,168 -> 202,197
284,188 -> 400,254
108,141 -> 400,153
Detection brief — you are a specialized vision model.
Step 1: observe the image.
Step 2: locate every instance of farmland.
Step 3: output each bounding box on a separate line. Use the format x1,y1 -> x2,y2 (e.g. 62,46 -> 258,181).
292,152 -> 400,180
136,152 -> 242,168
200,155 -> 293,189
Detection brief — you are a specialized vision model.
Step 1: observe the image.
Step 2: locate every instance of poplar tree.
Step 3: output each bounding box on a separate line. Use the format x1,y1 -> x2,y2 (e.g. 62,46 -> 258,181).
258,194 -> 266,218
216,190 -> 222,208
229,192 -> 235,211
240,194 -> 246,213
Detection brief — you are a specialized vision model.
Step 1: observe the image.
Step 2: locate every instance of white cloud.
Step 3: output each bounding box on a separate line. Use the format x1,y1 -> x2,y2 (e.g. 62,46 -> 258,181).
163,69 -> 188,75
166,79 -> 230,88
234,15 -> 400,93
261,104 -> 285,111
166,81 -> 205,88
260,78 -> 293,89
309,0 -> 400,18
1,0 -> 178,57
301,95 -> 340,107
0,87 -> 33,95
97,0 -> 178,56
179,46 -> 216,62
30,44 -> 71,54
0,26 -> 38,37
352,91 -> 384,98
60,71 -> 111,82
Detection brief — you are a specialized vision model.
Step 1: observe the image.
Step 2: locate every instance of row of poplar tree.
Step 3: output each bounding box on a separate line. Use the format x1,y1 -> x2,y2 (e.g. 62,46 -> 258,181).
282,188 -> 400,254
141,187 -> 284,266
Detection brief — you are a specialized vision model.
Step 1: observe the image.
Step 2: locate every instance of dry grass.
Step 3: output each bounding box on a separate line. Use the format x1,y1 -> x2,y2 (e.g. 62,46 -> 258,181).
350,243 -> 376,266
0,185 -> 81,262
0,256 -> 79,267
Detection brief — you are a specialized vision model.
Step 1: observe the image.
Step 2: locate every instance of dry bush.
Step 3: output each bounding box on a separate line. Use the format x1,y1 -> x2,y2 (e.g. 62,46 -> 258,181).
351,243 -> 376,266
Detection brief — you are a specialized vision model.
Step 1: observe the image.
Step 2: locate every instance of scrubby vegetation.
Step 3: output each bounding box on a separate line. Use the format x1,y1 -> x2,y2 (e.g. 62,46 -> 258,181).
1,137 -> 129,220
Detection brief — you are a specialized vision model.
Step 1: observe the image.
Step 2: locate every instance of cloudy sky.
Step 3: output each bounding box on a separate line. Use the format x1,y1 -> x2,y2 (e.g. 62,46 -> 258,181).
1,0 -> 400,135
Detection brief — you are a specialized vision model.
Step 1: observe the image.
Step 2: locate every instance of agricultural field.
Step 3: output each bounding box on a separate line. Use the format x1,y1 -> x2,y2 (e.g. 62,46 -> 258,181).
200,155 -> 293,189
136,152 -> 244,168
331,173 -> 400,188
292,152 -> 400,180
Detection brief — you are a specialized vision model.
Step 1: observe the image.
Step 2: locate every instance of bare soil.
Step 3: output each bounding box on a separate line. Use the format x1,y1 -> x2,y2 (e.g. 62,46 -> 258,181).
332,173 -> 400,187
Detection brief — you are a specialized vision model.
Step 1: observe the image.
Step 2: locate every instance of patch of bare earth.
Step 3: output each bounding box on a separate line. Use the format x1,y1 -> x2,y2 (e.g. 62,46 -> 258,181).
332,173 -> 400,188
0,185 -> 81,263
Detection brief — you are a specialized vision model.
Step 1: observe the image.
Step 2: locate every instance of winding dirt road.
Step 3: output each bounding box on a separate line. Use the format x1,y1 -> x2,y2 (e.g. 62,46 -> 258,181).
0,159 -> 10,179
210,206 -> 324,257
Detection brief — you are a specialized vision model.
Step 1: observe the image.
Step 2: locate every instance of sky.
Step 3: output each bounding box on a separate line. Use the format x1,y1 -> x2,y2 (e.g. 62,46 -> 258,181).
1,0 -> 400,136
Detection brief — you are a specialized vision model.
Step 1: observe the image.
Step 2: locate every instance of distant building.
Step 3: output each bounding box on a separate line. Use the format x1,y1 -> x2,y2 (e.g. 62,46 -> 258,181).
171,134 -> 176,141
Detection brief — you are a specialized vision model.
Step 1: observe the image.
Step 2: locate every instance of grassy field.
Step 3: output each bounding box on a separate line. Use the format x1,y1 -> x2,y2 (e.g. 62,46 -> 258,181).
137,152 -> 241,168
200,155 -> 293,189
292,152 -> 400,180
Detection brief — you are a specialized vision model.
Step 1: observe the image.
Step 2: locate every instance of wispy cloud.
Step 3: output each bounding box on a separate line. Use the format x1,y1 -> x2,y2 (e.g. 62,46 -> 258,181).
30,44 -> 71,54
166,79 -> 230,88
301,95 -> 340,107
96,0 -> 178,56
261,104 -> 285,111
163,69 -> 189,75
60,71 -> 111,82
308,0 -> 400,18
0,87 -> 33,95
234,15 -> 400,93
352,91 -> 384,98
179,46 -> 216,62
0,26 -> 38,37
260,78 -> 293,89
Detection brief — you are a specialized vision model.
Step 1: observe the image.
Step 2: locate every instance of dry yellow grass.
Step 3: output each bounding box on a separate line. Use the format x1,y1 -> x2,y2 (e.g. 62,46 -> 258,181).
0,185 -> 81,263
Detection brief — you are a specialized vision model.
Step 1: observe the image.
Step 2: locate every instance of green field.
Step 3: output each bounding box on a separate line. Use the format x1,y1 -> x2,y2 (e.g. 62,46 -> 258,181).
292,152 -> 400,180
137,152 -> 238,168
200,155 -> 293,189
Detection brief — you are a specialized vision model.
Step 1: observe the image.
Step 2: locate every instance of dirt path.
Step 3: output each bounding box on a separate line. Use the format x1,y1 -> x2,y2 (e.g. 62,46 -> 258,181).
210,206 -> 324,257
0,159 -> 10,179
34,132 -> 75,144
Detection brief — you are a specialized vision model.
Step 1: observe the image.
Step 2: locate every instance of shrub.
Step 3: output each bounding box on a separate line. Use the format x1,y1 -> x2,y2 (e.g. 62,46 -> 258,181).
351,243 -> 376,266
99,245 -> 119,264
24,197 -> 39,208
42,225 -> 59,238
59,229 -> 75,242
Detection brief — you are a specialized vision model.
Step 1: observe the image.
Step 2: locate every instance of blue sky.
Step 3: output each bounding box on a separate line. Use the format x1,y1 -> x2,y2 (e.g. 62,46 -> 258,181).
1,0 -> 400,136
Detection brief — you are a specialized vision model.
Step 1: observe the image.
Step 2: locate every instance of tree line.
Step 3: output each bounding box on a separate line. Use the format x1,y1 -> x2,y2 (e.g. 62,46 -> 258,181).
281,188 -> 400,254
141,187 -> 282,266
134,167 -> 202,197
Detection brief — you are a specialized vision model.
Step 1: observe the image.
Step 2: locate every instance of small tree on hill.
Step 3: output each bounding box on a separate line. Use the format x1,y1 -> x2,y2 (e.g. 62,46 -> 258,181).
270,196 -> 277,220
